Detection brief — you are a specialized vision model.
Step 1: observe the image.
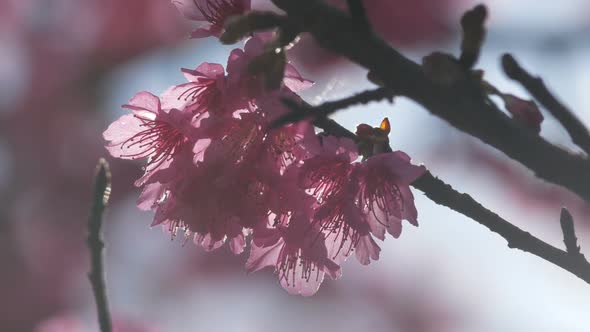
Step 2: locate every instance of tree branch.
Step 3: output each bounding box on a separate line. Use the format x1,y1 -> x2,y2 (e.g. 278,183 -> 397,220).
87,158 -> 113,332
502,54 -> 590,155
271,0 -> 590,203
305,99 -> 590,285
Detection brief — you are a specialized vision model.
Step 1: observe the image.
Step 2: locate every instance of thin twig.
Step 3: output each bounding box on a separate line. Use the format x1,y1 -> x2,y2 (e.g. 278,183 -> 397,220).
310,100 -> 590,285
87,158 -> 113,332
502,54 -> 590,155
459,4 -> 487,69
271,0 -> 590,203
271,87 -> 393,128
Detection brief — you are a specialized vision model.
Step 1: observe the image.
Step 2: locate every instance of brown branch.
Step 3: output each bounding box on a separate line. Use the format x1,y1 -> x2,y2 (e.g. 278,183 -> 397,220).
307,99 -> 590,286
87,158 -> 113,332
502,54 -> 590,155
271,0 -> 590,203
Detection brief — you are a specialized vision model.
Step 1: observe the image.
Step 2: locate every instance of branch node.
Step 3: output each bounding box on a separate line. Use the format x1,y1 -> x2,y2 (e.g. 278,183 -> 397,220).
560,207 -> 584,258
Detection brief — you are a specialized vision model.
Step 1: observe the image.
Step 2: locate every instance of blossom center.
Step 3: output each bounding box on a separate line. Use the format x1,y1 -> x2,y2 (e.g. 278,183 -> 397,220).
305,159 -> 351,201
269,131 -> 297,168
360,169 -> 404,224
120,116 -> 186,170
177,76 -> 221,114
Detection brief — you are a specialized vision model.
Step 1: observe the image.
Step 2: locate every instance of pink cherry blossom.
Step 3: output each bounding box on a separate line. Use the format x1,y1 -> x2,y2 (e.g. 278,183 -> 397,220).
172,0 -> 251,38
259,120 -> 319,174
161,62 -> 226,115
297,137 -> 425,265
103,91 -> 195,186
146,114 -> 270,252
357,151 -> 427,239
299,136 -> 358,200
297,136 -> 379,264
247,214 -> 341,296
148,164 -> 252,254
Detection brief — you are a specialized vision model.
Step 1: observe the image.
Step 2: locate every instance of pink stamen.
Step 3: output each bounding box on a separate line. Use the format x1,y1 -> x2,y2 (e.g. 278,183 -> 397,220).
120,116 -> 186,171
177,76 -> 220,114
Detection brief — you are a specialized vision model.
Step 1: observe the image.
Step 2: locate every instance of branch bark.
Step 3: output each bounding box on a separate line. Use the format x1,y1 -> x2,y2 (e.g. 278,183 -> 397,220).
87,158 -> 113,332
272,0 -> 590,203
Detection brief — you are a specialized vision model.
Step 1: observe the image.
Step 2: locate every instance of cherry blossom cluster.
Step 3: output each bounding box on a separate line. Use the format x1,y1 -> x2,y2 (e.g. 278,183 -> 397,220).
104,0 -> 426,295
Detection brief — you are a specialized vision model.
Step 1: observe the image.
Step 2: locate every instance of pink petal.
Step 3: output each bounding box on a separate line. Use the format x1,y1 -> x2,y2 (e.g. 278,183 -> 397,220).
354,235 -> 381,265
137,183 -> 166,211
279,260 -> 325,297
364,203 -> 390,240
190,62 -> 225,80
103,114 -> 143,146
190,26 -> 218,39
284,63 -> 314,92
226,48 -> 247,76
193,138 -> 212,163
387,219 -> 402,238
322,260 -> 342,280
400,186 -> 419,226
122,91 -> 161,118
385,151 -> 426,184
160,84 -> 194,110
245,239 -> 284,273
134,157 -> 172,187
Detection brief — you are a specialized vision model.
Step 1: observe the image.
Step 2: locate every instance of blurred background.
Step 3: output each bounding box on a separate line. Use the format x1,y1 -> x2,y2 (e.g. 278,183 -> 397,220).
2,0 -> 590,331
